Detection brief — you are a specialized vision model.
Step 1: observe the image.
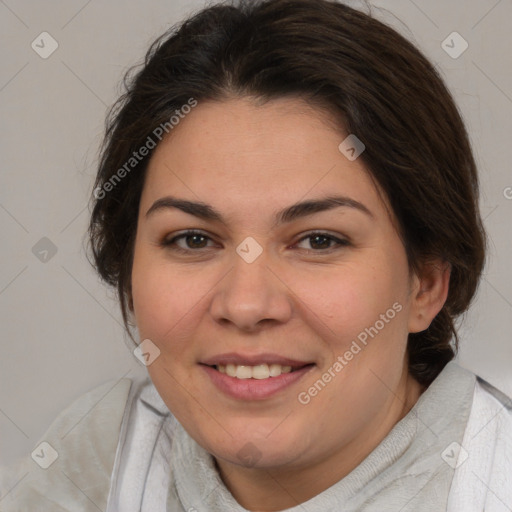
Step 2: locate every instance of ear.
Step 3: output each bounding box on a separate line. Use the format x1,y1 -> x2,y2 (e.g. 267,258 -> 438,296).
408,259 -> 451,333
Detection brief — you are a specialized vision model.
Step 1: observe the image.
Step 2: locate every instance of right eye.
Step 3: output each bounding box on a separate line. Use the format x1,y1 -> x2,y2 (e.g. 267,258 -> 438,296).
161,230 -> 217,253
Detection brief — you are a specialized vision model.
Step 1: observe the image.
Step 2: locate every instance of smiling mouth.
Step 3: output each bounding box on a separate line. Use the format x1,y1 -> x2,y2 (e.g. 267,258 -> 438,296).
208,363 -> 314,380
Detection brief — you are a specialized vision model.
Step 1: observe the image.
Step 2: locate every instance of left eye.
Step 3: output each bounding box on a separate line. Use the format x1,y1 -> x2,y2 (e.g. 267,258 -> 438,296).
294,232 -> 349,251
161,230 -> 349,253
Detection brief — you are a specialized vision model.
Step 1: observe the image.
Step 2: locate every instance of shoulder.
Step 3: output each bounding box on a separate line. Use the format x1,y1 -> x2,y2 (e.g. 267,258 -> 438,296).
447,370 -> 512,510
471,374 -> 512,438
464,372 -> 512,454
475,374 -> 512,411
473,375 -> 512,461
0,377 -> 135,512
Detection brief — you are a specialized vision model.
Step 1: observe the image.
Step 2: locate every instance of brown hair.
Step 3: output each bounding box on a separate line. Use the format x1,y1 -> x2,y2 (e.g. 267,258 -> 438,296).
88,0 -> 486,386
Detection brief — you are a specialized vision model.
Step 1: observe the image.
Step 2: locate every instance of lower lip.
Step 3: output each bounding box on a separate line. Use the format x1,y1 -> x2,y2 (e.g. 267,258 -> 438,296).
201,364 -> 314,400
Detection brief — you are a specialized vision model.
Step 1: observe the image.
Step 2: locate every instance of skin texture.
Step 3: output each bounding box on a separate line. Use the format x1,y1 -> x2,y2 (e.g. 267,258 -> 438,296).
130,97 -> 450,511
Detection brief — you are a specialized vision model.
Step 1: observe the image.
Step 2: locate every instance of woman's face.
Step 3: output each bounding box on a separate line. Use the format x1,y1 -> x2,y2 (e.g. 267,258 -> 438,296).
131,97 -> 432,476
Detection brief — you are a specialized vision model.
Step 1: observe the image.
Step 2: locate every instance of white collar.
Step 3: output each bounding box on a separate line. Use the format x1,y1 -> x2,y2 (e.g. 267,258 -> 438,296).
107,362 -> 477,511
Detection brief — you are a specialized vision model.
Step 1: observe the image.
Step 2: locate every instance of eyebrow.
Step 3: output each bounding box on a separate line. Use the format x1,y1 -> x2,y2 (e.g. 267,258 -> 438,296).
145,194 -> 374,228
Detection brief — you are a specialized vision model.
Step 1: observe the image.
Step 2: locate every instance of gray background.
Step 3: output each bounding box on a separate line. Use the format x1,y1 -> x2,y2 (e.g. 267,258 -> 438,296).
0,0 -> 511,467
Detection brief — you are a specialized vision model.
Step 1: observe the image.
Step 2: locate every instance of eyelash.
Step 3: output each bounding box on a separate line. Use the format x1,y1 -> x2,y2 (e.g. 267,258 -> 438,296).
160,230 -> 350,254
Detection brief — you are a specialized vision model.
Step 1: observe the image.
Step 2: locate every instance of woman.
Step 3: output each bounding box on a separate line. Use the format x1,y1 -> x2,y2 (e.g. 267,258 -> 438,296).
1,0 -> 511,510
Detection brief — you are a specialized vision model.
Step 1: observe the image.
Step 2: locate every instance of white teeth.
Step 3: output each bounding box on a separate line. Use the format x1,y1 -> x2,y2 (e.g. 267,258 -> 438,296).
252,364 -> 270,380
216,363 -> 294,379
226,364 -> 236,377
269,363 -> 284,377
235,365 -> 253,379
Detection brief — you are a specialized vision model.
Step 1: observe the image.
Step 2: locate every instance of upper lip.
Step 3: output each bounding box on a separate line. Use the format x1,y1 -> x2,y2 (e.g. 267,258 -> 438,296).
201,352 -> 314,368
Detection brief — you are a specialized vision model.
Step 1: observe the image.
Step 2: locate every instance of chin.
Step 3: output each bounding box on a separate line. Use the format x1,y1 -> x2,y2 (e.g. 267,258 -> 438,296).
199,424 -> 307,470
213,441 -> 304,470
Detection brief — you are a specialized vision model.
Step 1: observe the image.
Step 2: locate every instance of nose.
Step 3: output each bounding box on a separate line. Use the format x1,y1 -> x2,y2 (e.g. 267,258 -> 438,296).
209,249 -> 293,332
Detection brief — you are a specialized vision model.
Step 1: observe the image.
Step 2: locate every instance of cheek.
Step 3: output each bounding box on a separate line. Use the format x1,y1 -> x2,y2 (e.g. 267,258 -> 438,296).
131,251 -> 216,352
131,250 -> 184,339
300,262 -> 406,342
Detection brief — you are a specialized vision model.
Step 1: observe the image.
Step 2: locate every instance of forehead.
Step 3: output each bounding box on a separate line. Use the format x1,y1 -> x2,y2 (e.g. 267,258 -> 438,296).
141,97 -> 389,222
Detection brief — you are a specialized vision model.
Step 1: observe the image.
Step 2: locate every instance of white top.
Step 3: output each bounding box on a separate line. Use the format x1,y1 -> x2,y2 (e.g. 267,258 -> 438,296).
1,361 -> 511,511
